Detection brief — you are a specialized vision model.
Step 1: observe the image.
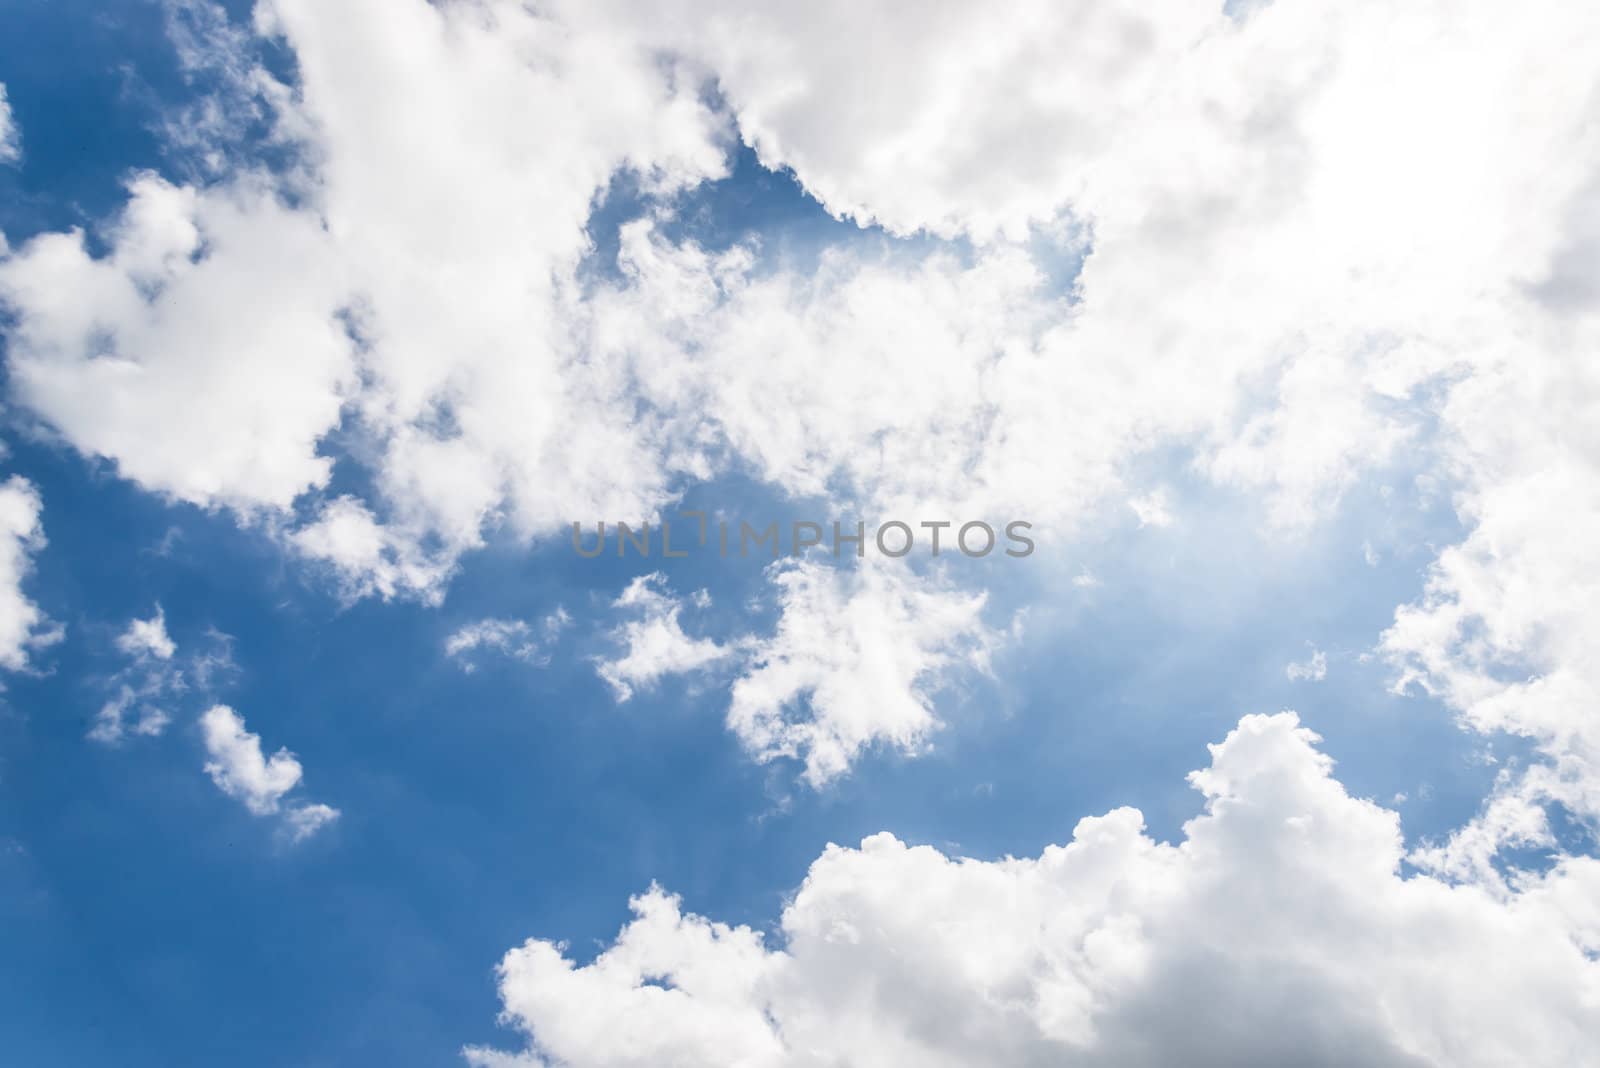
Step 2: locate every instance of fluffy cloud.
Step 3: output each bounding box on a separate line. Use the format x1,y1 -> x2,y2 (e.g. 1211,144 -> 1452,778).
1,0 -> 1597,851
117,605 -> 178,661
609,0 -> 1590,533
8,0 -> 1590,579
471,714 -> 1600,1067
0,474 -> 60,672
0,173 -> 354,511
594,574 -> 729,701
590,0 -> 1600,812
0,2 -> 1596,1059
1381,335 -> 1600,881
0,0 -> 729,600
730,560 -> 999,786
200,704 -> 338,840
597,0 -> 1211,241
590,562 -> 1002,785
291,496 -> 455,604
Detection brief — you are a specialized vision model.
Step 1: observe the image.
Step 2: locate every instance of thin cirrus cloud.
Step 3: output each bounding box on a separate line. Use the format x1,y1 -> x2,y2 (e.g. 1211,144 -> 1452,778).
90,607 -> 181,744
0,81 -> 18,166
446,609 -> 572,673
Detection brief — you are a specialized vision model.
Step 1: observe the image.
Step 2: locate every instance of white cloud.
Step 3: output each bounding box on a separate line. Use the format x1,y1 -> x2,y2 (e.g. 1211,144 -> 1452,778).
1381,360 -> 1600,879
0,83 -> 19,165
282,802 -> 340,843
1127,490 -> 1173,530
0,4 -> 1598,1059
597,0 -> 1210,242
590,563 -> 1004,785
0,0 -> 729,595
0,172 -> 355,511
729,560 -> 999,787
200,704 -> 338,839
291,496 -> 455,604
0,475 -> 61,672
91,606 -> 185,743
587,0 -> 1598,547
201,704 -> 302,814
587,0 -> 1600,828
474,713 -> 1600,1067
8,0 -> 1585,593
99,700 -> 172,742
0,0 -> 1596,877
446,609 -> 571,672
594,574 -> 730,702
116,605 -> 177,661
1285,647 -> 1328,683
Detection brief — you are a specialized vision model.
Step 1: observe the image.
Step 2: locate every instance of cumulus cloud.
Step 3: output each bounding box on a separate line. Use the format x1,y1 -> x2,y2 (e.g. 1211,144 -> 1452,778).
0,0 -> 1422,592
446,609 -> 571,672
0,475 -> 61,672
0,173 -> 355,511
0,0 -> 1596,886
592,0 -> 1600,829
8,0 -> 1586,589
594,0 -> 1210,241
200,704 -> 338,841
0,0 -> 728,601
472,713 -> 1600,1067
1381,342 -> 1600,880
594,574 -> 730,701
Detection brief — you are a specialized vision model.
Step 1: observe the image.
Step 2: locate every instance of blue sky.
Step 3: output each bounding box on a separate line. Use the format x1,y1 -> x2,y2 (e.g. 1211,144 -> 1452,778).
0,430 -> 1502,1065
3,3 -> 1599,1067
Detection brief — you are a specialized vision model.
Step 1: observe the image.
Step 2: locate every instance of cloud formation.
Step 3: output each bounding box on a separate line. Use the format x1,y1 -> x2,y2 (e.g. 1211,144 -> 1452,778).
0,82 -> 18,165
0,0 -> 1591,815
594,574 -> 731,702
591,562 -> 1002,786
5,0 -> 1591,604
729,560 -> 999,786
0,475 -> 60,672
200,704 -> 338,841
0,0 -> 1597,1019
446,609 -> 571,672
91,606 -> 183,743
470,714 -> 1600,1067
1285,647 -> 1327,683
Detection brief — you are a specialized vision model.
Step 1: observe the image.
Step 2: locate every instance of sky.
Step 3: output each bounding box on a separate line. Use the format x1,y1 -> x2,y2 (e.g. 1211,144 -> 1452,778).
1,2 -> 1599,1066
